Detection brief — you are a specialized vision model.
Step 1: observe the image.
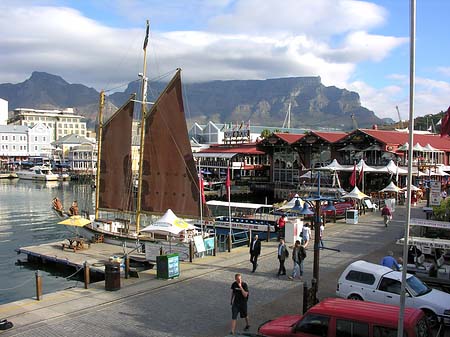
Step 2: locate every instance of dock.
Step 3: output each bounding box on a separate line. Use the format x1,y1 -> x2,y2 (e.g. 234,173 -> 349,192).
16,241 -> 150,277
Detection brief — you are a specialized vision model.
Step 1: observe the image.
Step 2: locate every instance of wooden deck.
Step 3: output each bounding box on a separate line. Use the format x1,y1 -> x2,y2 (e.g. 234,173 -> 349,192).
16,240 -> 147,274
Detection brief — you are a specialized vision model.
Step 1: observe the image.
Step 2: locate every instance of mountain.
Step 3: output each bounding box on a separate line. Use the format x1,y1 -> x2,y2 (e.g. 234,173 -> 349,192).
0,72 -> 384,130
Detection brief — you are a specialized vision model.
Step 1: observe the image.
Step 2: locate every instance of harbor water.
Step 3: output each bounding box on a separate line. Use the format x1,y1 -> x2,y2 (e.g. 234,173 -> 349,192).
0,179 -> 94,305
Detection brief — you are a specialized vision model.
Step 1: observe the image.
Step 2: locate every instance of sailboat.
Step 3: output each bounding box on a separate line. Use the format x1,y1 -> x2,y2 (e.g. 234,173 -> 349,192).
57,21 -> 208,245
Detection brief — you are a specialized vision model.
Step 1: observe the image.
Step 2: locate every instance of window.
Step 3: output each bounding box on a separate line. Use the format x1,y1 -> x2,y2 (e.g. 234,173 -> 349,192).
336,319 -> 369,337
373,326 -> 406,337
13,136 -> 16,141
295,314 -> 329,337
345,270 -> 376,285
35,136 -> 38,141
379,278 -> 401,295
35,146 -> 38,151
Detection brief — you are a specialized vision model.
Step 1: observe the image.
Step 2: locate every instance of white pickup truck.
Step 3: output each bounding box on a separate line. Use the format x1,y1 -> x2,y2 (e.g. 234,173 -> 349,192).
336,260 -> 450,327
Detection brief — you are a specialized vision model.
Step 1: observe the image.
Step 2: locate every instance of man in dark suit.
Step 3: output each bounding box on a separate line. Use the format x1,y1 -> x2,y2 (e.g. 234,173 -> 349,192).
249,234 -> 261,273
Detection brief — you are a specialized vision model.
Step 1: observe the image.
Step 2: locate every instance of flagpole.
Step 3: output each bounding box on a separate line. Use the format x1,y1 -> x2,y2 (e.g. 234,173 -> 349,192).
198,159 -> 204,237
398,1 -> 415,336
227,161 -> 232,252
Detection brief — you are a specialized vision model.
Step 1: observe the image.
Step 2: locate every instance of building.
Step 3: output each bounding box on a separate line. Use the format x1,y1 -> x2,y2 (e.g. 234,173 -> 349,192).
0,99 -> 8,125
9,107 -> 87,141
0,123 -> 53,161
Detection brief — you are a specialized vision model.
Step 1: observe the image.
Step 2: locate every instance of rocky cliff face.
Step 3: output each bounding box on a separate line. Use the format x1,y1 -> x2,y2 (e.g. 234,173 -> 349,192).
0,72 -> 383,130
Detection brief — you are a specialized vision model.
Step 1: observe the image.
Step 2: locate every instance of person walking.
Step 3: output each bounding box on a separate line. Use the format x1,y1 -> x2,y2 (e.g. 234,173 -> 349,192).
230,273 -> 250,335
319,223 -> 325,249
277,238 -> 289,277
249,234 -> 261,273
381,204 -> 392,227
302,224 -> 312,248
288,240 -> 306,281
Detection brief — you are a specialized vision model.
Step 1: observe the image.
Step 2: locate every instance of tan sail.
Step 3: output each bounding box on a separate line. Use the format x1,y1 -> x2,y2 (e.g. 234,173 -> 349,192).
98,95 -> 135,211
140,70 -> 207,218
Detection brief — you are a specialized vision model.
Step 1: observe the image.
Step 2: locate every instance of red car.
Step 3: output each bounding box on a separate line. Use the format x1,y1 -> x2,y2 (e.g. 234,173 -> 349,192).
258,298 -> 430,337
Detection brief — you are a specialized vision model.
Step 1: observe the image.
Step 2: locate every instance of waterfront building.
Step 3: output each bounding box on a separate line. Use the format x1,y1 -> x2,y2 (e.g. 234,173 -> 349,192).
9,107 -> 87,141
53,134 -> 96,173
0,98 -> 7,125
0,123 -> 53,162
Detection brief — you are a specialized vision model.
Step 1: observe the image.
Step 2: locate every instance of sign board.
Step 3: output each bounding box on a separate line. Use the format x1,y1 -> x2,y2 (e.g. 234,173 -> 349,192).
430,181 -> 441,206
203,237 -> 215,251
397,236 -> 450,250
167,254 -> 180,278
193,235 -> 206,253
410,218 -> 450,229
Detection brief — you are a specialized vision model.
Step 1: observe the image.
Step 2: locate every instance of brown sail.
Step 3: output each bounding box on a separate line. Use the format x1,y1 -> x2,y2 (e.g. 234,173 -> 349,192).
98,95 -> 135,211
140,70 -> 206,218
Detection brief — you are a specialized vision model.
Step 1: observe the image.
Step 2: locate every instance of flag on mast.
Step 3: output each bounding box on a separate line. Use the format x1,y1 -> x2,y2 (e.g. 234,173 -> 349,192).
440,106 -> 450,137
199,173 -> 206,204
143,21 -> 149,50
358,163 -> 364,185
349,162 -> 357,187
226,165 -> 231,200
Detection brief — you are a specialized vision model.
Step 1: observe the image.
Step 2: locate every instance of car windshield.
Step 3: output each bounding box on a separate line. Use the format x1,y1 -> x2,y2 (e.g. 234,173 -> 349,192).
406,275 -> 431,296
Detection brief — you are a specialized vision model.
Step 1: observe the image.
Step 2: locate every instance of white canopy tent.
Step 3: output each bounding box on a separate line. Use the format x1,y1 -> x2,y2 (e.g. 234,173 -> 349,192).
380,181 -> 401,193
277,194 -> 305,210
316,159 -> 347,171
356,159 -> 379,173
141,209 -> 196,235
342,186 -> 370,200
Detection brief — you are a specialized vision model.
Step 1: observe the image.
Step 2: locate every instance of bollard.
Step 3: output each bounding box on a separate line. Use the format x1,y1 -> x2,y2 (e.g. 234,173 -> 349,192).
84,261 -> 90,289
227,233 -> 232,252
302,281 -> 308,314
124,255 -> 130,279
266,224 -> 270,242
189,240 -> 194,262
213,236 -> 217,256
35,270 -> 42,301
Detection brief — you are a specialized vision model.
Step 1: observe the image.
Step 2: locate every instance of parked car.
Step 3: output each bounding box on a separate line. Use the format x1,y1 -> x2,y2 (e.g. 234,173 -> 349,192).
258,298 -> 431,337
336,260 -> 450,327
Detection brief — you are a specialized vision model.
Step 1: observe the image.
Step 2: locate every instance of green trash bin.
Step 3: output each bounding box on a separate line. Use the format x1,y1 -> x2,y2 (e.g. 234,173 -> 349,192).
105,262 -> 121,291
156,253 -> 180,279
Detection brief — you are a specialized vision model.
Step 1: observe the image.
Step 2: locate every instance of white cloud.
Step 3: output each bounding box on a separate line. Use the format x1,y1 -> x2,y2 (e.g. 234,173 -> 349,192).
2,0 -> 446,122
437,67 -> 450,77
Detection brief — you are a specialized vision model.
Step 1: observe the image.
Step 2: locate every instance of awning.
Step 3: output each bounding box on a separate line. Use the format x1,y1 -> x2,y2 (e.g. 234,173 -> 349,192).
194,153 -> 237,159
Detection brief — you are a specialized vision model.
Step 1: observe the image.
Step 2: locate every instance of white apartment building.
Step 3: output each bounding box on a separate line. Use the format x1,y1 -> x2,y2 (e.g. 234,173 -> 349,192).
0,99 -> 8,125
9,107 -> 86,141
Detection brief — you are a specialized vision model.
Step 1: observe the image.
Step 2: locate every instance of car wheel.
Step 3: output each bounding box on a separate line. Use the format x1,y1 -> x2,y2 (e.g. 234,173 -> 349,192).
422,309 -> 438,328
348,294 -> 363,301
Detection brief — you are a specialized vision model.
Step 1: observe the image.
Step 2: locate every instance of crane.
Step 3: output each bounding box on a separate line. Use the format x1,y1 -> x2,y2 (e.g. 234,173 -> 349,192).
351,112 -> 358,129
396,106 -> 403,128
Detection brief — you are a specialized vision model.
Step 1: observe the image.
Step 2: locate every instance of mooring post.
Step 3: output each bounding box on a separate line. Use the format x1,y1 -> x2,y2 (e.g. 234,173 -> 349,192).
227,233 -> 232,252
84,261 -> 90,289
124,255 -> 130,279
35,270 -> 42,301
189,240 -> 193,262
213,235 -> 217,256
267,225 -> 270,242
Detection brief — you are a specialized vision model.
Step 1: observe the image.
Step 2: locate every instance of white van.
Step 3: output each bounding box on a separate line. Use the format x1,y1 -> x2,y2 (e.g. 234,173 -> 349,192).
336,260 -> 450,327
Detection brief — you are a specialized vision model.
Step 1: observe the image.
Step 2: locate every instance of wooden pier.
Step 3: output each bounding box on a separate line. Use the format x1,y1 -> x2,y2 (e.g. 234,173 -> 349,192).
16,240 -> 151,278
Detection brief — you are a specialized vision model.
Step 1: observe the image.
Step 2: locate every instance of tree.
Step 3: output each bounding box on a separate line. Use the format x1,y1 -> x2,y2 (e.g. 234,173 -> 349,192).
260,129 -> 272,139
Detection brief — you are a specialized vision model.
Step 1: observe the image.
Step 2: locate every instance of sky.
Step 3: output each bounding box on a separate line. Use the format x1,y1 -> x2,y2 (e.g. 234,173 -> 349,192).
0,0 -> 449,120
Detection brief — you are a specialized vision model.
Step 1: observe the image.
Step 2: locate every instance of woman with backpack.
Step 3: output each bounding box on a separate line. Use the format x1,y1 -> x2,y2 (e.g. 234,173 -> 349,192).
288,240 -> 306,281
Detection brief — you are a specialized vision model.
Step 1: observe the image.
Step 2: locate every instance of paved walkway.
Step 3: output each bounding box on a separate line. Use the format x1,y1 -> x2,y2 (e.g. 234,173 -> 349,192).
0,203 -> 428,336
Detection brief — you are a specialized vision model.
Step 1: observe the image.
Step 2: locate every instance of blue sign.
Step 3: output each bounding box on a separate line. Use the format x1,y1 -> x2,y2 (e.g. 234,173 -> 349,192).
204,237 -> 215,251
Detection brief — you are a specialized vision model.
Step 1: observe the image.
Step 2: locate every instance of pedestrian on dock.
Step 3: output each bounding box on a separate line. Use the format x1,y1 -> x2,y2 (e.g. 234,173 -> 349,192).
381,251 -> 400,271
288,240 -> 306,281
302,224 -> 311,248
319,223 -> 325,249
230,273 -> 250,335
277,238 -> 288,277
381,204 -> 392,227
277,214 -> 287,240
249,234 -> 261,273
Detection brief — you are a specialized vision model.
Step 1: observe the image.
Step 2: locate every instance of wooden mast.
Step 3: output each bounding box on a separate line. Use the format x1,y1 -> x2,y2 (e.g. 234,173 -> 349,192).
135,20 -> 150,234
94,90 -> 105,220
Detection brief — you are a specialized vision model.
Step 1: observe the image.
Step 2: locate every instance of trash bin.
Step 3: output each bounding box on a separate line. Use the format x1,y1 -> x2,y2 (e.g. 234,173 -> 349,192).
345,209 -> 359,224
105,262 -> 120,291
156,253 -> 180,279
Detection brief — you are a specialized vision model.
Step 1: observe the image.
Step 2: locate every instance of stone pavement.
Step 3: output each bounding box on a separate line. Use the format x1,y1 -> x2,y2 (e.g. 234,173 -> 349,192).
0,203 -> 429,336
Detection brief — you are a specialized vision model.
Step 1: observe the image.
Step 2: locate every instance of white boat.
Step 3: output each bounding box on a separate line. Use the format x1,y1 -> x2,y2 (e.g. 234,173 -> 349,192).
17,165 -> 59,181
